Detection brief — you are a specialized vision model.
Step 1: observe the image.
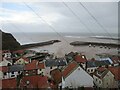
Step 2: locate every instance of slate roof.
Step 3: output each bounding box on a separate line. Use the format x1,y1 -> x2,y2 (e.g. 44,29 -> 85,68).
87,60 -> 111,68
9,64 -> 24,72
45,58 -> 66,67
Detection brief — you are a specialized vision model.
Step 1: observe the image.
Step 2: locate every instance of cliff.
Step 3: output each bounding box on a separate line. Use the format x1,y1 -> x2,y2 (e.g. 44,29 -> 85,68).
1,30 -> 61,51
1,30 -> 21,50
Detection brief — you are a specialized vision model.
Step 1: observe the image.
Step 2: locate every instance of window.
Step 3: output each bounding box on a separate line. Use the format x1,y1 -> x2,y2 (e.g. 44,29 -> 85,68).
99,81 -> 101,84
11,72 -> 14,74
26,81 -> 30,85
50,67 -> 52,69
18,71 -> 20,74
11,75 -> 15,77
4,72 -> 7,75
96,78 -> 97,81
78,68 -> 80,70
82,56 -> 85,59
40,69 -> 41,71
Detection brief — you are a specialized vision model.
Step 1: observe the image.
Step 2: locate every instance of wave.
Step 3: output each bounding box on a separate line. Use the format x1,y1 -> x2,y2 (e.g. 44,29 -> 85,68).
65,35 -> 87,38
91,36 -> 120,40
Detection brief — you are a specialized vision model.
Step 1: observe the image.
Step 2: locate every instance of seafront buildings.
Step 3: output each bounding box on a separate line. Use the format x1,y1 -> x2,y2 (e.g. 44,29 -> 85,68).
0,49 -> 120,89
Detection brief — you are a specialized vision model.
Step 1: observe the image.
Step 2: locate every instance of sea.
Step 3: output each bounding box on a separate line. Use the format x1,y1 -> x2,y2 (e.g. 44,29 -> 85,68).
12,32 -> 118,59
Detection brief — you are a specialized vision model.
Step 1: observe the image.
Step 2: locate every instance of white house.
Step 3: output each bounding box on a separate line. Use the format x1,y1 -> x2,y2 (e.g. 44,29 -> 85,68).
2,50 -> 11,59
93,67 -> 115,88
8,64 -> 24,78
0,66 -> 9,79
108,66 -> 120,88
0,58 -> 12,66
62,61 -> 94,88
86,60 -> 111,74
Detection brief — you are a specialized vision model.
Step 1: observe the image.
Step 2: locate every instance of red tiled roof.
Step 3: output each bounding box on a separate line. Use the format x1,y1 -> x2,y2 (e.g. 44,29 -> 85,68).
62,61 -> 79,78
37,62 -> 45,69
20,75 -> 49,88
0,66 -> 8,72
23,58 -> 30,62
13,49 -> 25,54
108,67 -> 120,81
24,60 -> 38,70
2,78 -> 17,88
97,67 -> 106,72
38,76 -> 49,88
74,54 -> 87,63
50,69 -> 62,84
2,50 -> 10,53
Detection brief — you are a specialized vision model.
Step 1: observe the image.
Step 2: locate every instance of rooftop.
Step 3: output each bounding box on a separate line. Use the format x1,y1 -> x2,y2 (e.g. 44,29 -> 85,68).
9,64 -> 24,72
62,61 -> 79,78
2,78 -> 17,88
87,60 -> 111,68
74,54 -> 87,63
24,60 -> 38,70
50,68 -> 62,84
108,66 -> 120,81
0,66 -> 8,72
93,67 -> 109,79
45,58 -> 66,67
20,75 -> 49,88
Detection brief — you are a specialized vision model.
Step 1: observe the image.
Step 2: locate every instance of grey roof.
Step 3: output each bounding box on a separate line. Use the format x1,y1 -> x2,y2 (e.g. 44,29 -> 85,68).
45,58 -> 67,67
87,60 -> 111,68
9,64 -> 24,72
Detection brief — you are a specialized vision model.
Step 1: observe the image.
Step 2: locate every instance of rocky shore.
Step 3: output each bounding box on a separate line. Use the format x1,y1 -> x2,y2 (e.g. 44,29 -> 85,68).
70,41 -> 120,48
21,40 -> 61,49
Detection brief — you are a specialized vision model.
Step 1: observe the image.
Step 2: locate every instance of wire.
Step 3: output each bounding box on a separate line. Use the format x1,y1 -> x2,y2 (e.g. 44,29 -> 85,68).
62,2 -> 96,37
3,20 -> 35,44
78,2 -> 113,39
23,2 -> 70,45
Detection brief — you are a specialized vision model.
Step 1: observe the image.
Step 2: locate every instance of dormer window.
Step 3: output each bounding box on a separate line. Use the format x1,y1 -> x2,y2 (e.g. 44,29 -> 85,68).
26,81 -> 30,85
82,55 -> 85,59
78,68 -> 80,70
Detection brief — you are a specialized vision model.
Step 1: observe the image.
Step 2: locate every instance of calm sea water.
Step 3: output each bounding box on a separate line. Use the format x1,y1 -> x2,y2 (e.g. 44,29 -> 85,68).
12,32 -> 118,59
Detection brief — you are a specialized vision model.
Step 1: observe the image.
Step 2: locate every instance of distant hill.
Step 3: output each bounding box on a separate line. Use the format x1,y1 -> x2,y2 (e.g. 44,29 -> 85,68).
1,30 -> 61,51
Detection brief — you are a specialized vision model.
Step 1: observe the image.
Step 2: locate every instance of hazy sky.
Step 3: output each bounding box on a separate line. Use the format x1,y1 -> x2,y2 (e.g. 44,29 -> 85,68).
0,1 -> 118,35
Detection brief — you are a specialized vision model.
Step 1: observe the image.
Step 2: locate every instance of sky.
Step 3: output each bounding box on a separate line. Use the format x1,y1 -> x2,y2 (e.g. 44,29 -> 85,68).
0,1 -> 119,36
